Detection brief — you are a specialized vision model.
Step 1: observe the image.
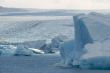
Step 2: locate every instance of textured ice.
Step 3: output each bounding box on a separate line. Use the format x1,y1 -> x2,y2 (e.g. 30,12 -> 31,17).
80,41 -> 110,69
58,14 -> 93,67
59,13 -> 110,69
0,45 -> 17,56
0,40 -> 47,56
0,16 -> 74,56
14,40 -> 47,56
77,13 -> 110,69
40,35 -> 69,53
0,16 -> 73,43
59,40 -> 75,67
14,44 -> 34,56
51,35 -> 69,49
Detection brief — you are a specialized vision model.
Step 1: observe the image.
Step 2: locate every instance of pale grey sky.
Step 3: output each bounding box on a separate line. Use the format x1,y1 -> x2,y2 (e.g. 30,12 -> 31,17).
0,0 -> 110,9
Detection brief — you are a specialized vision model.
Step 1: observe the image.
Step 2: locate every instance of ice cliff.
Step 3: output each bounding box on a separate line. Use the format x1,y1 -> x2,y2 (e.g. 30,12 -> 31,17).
59,13 -> 110,69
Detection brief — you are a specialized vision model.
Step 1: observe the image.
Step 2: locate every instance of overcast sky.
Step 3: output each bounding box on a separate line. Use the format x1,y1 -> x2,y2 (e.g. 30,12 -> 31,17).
0,0 -> 110,9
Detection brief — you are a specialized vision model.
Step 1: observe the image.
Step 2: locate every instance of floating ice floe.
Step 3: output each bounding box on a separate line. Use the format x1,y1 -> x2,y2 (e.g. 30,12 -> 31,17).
28,48 -> 44,54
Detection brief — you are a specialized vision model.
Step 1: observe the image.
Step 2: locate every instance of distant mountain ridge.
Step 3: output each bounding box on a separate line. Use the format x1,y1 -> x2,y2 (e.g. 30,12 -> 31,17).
0,6 -> 28,12
0,6 -> 78,16
0,6 -> 110,16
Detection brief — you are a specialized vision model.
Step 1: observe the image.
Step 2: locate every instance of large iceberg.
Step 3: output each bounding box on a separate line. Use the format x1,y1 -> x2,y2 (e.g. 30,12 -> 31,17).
58,14 -> 93,67
79,13 -> 110,69
59,13 -> 110,69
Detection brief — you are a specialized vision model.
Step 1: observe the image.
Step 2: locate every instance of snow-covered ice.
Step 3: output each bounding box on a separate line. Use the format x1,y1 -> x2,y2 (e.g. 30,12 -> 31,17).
0,16 -> 74,56
0,10 -> 110,70
58,13 -> 110,69
0,16 -> 74,43
79,13 -> 110,69
80,41 -> 110,69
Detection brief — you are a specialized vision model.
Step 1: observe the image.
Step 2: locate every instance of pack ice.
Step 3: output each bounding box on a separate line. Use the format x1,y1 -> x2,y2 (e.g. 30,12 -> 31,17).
0,40 -> 46,56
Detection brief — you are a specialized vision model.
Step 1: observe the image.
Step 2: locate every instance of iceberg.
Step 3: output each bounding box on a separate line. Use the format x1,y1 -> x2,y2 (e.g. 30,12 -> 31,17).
58,14 -> 93,67
77,13 -> 110,69
59,13 -> 110,69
